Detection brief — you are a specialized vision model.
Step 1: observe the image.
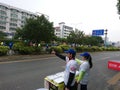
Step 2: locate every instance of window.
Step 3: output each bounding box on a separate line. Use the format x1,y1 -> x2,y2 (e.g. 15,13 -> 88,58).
0,26 -> 6,29
0,5 -> 7,10
0,15 -> 7,21
0,21 -> 6,25
11,13 -> 18,18
9,27 -> 16,31
10,23 -> 17,26
10,18 -> 17,22
0,10 -> 7,15
21,16 -> 27,20
10,9 -> 18,14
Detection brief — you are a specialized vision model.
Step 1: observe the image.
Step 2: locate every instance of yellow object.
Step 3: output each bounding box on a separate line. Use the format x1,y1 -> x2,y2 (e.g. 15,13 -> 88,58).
44,71 -> 79,90
44,77 -> 64,90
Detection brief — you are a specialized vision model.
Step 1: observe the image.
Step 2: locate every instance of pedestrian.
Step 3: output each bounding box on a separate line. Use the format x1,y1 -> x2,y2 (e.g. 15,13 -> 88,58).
76,52 -> 93,90
9,42 -> 13,49
54,48 -> 78,90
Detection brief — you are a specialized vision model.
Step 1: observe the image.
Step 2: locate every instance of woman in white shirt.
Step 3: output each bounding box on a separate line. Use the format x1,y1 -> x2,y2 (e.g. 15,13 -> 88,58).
77,52 -> 93,90
55,49 -> 78,90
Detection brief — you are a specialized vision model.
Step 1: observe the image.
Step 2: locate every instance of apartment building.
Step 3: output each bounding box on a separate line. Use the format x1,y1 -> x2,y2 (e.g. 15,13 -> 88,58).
0,2 -> 37,38
54,22 -> 73,38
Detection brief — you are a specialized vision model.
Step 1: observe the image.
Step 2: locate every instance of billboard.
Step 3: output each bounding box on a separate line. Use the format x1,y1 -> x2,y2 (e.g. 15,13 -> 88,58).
92,29 -> 104,36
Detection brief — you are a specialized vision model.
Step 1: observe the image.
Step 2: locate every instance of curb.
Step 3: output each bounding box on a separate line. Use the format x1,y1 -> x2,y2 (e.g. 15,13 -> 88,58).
0,54 -> 55,62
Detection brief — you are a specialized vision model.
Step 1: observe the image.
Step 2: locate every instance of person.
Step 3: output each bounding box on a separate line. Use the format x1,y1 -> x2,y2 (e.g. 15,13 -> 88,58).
76,52 -> 93,90
54,48 -> 78,90
9,42 -> 13,49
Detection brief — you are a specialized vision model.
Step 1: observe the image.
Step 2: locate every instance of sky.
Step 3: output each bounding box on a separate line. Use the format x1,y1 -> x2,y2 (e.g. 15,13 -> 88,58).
0,0 -> 120,42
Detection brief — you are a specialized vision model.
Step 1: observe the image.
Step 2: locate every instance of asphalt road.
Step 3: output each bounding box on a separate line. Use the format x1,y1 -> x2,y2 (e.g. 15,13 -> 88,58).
0,51 -> 120,90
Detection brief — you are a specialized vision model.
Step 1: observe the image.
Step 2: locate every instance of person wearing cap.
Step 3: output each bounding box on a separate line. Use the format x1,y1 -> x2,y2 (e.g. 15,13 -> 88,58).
76,52 -> 93,90
54,48 -> 78,90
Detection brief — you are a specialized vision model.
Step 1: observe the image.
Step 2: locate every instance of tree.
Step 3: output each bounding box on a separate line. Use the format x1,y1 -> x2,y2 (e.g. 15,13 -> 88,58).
83,36 -> 104,46
67,29 -> 85,45
56,37 -> 67,43
0,31 -> 7,39
117,0 -> 120,14
14,15 -> 55,43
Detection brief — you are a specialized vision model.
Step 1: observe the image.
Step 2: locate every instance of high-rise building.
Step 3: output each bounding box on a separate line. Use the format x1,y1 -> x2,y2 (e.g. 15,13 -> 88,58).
0,2 -> 37,38
54,22 -> 73,38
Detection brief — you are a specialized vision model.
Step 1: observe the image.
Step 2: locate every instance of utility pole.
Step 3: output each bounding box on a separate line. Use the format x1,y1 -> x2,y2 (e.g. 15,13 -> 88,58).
104,29 -> 108,47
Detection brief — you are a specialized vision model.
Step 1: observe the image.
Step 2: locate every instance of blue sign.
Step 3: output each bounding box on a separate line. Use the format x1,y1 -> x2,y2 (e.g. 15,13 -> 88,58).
92,29 -> 104,36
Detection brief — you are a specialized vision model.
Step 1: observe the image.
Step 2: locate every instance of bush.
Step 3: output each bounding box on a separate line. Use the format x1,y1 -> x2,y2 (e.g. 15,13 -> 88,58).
33,46 -> 42,54
59,45 -> 70,51
18,46 -> 35,55
75,46 -> 84,52
50,46 -> 63,53
0,46 -> 9,56
12,42 -> 24,51
105,47 -> 120,51
91,46 -> 100,52
13,42 -> 40,55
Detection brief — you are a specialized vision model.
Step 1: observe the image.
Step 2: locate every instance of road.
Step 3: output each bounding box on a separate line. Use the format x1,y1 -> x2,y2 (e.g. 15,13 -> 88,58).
0,51 -> 120,90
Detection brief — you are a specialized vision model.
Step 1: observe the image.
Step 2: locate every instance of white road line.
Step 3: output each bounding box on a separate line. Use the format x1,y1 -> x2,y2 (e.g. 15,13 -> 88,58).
95,56 -> 110,62
36,88 -> 48,90
0,57 -> 56,64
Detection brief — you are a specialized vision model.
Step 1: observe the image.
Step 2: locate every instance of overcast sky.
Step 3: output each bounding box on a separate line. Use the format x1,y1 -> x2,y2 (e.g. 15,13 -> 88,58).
0,0 -> 120,42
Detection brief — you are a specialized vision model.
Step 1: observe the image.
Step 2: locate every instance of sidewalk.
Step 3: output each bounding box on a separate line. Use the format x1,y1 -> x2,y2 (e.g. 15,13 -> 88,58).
0,54 -> 55,62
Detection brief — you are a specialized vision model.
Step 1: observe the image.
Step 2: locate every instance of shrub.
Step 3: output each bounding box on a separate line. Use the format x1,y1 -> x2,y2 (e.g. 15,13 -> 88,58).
91,46 -> 99,52
18,46 -> 35,55
0,46 -> 9,56
12,42 -> 24,51
50,46 -> 63,53
13,41 -> 44,54
33,46 -> 42,54
75,46 -> 84,52
59,45 -> 70,51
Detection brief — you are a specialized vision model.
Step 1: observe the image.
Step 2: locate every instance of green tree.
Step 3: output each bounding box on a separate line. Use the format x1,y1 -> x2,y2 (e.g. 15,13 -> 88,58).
14,15 -> 55,43
67,29 -> 85,45
117,0 -> 120,14
56,37 -> 67,44
0,31 -> 7,39
83,36 -> 104,46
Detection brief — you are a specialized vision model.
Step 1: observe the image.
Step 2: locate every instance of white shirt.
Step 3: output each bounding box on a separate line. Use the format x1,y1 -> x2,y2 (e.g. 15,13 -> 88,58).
64,57 -> 77,86
79,61 -> 90,85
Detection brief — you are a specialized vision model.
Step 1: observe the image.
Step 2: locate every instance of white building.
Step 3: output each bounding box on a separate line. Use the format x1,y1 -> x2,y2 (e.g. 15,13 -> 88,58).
54,22 -> 73,38
114,41 -> 120,48
0,2 -> 38,38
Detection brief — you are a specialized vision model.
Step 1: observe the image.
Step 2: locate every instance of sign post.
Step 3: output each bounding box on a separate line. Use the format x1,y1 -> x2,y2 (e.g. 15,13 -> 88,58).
92,29 -> 104,36
92,29 -> 108,47
104,29 -> 108,47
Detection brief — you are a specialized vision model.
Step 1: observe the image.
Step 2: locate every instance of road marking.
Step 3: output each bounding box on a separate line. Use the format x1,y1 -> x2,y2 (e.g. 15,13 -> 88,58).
36,88 -> 48,90
107,72 -> 120,85
101,57 -> 110,60
0,57 -> 57,64
95,56 -> 110,62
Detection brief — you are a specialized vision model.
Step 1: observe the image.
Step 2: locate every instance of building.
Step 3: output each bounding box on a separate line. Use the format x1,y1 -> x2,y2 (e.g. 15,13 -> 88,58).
114,41 -> 120,48
0,2 -> 37,38
54,22 -> 73,38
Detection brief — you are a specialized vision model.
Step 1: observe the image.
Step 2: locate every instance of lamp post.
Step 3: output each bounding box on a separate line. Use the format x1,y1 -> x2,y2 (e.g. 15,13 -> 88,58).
36,12 -> 49,20
104,29 -> 108,47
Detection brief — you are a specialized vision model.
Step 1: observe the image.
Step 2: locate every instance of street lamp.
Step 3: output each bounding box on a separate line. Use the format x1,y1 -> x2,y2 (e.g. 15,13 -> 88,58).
36,12 -> 49,20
